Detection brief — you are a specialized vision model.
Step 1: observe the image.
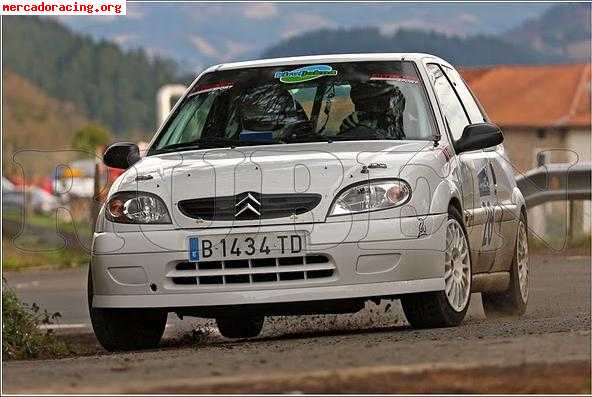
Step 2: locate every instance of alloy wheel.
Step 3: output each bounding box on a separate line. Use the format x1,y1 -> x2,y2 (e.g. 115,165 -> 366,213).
444,218 -> 471,312
517,220 -> 529,302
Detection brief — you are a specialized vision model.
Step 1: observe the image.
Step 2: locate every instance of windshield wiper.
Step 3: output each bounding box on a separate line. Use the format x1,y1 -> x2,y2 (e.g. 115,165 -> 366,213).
151,136 -> 276,154
151,142 -> 202,155
200,137 -> 286,148
198,137 -> 240,148
151,138 -> 232,154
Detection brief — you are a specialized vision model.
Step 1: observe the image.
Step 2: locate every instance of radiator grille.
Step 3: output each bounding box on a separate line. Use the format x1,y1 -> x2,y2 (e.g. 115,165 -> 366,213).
167,255 -> 335,287
177,192 -> 321,221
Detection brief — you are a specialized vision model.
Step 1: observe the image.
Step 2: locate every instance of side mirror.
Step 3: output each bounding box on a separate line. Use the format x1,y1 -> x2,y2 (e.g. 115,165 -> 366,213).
454,123 -> 504,154
103,142 -> 141,169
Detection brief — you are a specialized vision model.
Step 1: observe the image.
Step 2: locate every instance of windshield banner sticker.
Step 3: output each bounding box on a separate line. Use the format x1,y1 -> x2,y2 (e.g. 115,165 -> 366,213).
194,81 -> 234,95
274,65 -> 338,84
369,73 -> 419,84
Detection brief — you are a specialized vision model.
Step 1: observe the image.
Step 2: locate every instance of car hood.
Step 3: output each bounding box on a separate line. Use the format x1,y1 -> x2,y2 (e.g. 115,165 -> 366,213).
112,140 -> 443,229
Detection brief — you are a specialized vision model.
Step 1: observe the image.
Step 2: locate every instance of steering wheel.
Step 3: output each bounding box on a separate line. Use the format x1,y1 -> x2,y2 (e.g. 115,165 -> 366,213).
336,124 -> 387,140
279,121 -> 321,143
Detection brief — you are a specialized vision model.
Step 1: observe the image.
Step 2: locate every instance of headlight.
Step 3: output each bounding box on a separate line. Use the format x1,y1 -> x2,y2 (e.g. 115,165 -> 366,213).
329,179 -> 411,216
106,191 -> 171,224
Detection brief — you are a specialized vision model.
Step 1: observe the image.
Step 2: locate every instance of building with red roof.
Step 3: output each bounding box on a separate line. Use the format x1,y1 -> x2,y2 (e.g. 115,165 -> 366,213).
461,63 -> 591,173
461,63 -> 591,239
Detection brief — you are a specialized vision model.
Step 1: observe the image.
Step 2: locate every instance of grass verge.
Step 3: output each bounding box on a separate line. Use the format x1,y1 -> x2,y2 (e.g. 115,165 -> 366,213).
2,211 -> 92,238
2,211 -> 91,270
2,238 -> 89,270
2,280 -> 71,360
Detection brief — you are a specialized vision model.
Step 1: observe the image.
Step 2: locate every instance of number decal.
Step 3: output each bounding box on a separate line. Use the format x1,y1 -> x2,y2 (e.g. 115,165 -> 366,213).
278,235 -> 288,254
417,217 -> 427,238
478,167 -> 491,197
221,239 -> 227,257
259,236 -> 270,254
482,201 -> 494,247
201,239 -> 212,258
230,238 -> 241,256
244,237 -> 256,255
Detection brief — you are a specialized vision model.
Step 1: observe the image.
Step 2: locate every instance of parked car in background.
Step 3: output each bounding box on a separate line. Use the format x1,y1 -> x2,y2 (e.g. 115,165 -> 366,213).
89,53 -> 529,351
26,186 -> 59,214
2,177 -> 24,213
3,176 -> 60,215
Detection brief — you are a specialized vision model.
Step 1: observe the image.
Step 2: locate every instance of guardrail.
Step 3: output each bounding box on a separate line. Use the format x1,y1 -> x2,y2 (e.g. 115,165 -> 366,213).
516,163 -> 592,207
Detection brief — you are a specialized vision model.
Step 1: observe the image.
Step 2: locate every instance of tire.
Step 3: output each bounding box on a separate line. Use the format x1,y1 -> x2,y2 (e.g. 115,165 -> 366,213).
216,315 -> 265,339
401,205 -> 472,328
87,269 -> 167,351
482,212 -> 529,317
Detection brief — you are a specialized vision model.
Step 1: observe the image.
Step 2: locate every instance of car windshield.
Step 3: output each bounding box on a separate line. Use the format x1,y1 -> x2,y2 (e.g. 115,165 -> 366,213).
150,61 -> 436,154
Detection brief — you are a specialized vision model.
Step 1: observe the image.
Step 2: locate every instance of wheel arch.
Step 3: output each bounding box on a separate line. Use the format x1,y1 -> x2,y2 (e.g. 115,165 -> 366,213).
512,186 -> 527,222
449,196 -> 463,215
429,179 -> 464,215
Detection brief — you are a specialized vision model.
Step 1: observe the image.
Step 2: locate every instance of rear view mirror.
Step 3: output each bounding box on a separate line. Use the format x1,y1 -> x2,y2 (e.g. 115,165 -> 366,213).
454,123 -> 504,154
103,142 -> 141,169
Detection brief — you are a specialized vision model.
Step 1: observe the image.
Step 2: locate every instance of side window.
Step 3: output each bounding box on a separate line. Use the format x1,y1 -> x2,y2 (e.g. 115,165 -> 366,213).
426,63 -> 470,141
442,66 -> 486,123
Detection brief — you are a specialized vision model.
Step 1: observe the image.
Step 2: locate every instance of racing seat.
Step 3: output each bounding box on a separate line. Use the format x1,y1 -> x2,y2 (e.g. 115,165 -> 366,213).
339,83 -> 406,139
240,85 -> 309,132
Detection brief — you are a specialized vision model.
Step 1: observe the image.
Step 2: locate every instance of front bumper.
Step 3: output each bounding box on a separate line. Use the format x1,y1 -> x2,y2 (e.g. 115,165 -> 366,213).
91,214 -> 447,308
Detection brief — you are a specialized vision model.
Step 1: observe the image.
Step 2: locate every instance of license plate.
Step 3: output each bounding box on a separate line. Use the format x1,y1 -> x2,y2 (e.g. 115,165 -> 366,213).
187,232 -> 306,262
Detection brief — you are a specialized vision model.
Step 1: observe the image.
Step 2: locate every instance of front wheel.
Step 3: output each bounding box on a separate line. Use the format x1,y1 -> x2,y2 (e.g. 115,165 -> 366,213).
87,269 -> 167,351
401,206 -> 472,328
216,315 -> 264,339
482,213 -> 529,317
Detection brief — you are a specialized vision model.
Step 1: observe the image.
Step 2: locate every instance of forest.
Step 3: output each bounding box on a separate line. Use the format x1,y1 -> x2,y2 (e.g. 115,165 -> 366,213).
3,16 -> 187,136
262,27 -> 558,66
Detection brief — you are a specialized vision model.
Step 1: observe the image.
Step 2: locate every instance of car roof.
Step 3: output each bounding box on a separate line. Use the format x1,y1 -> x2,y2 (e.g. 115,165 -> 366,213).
205,53 -> 450,73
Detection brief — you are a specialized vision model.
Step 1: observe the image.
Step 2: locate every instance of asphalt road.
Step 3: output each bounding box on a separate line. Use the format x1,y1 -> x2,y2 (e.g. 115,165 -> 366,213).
3,254 -> 591,393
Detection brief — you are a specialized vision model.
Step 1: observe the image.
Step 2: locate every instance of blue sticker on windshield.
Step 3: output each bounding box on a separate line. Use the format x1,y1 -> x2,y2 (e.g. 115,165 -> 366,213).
274,65 -> 338,84
240,131 -> 274,142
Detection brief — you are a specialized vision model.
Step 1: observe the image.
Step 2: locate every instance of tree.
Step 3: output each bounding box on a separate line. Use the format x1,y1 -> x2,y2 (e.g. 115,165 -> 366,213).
71,124 -> 113,156
3,17 -> 181,136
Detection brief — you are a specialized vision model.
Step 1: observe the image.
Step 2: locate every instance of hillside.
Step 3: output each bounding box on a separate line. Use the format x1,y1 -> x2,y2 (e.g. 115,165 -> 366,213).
261,27 -> 557,67
2,16 -> 183,136
504,3 -> 591,61
55,3 -> 554,71
2,71 -> 90,177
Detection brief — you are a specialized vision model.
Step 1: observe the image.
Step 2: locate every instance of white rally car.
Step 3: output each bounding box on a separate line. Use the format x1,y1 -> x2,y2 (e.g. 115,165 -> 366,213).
89,53 -> 529,351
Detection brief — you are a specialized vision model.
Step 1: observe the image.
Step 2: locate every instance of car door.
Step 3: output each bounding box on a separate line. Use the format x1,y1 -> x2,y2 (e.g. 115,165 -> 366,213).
425,63 -> 497,274
442,66 -> 517,272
